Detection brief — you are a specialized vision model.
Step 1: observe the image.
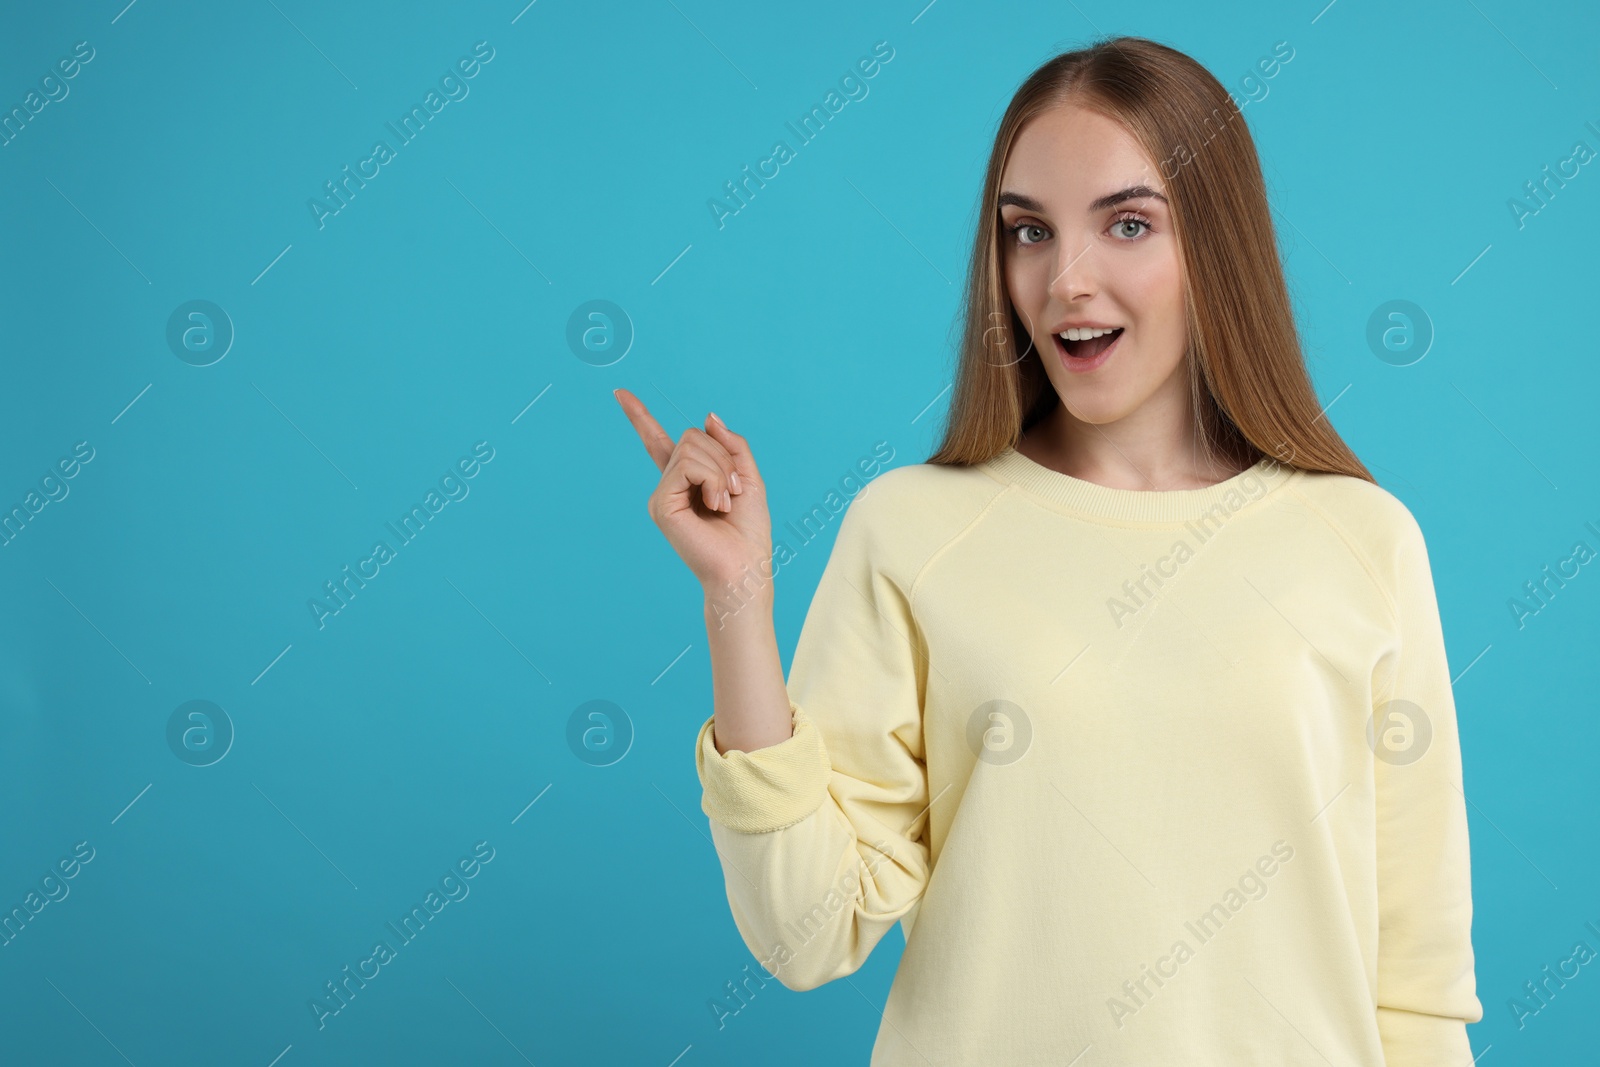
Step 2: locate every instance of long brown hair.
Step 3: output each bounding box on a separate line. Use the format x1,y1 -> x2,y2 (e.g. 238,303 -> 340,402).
927,35 -> 1372,483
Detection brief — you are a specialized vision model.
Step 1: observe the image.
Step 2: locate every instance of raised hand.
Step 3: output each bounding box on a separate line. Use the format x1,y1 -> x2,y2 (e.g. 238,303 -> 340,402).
614,387 -> 773,596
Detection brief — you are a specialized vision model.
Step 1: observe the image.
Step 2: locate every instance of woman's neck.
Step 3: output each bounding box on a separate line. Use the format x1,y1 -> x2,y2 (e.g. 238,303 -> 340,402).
1016,409 -> 1250,492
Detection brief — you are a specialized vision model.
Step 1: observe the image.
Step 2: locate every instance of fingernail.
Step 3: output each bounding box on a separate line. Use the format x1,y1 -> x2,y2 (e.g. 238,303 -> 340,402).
729,470 -> 741,493
708,411 -> 724,428
722,489 -> 731,511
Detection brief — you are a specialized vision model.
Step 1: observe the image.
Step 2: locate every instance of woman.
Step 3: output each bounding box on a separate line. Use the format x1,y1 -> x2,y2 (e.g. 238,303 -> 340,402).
616,36 -> 1481,1066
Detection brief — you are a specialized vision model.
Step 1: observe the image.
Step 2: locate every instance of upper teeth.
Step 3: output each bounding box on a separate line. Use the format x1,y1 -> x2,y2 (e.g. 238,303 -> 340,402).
1060,327 -> 1119,341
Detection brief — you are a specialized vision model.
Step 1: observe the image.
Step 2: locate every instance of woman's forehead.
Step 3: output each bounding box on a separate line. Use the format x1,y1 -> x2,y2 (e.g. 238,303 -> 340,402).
1001,110 -> 1163,204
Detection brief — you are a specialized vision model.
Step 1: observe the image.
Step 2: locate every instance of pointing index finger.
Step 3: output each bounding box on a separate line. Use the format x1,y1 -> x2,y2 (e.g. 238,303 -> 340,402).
613,387 -> 673,472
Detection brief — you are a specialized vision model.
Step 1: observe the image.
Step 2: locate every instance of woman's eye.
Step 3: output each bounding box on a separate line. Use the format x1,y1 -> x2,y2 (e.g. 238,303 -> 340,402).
1011,222 -> 1048,246
1111,217 -> 1151,240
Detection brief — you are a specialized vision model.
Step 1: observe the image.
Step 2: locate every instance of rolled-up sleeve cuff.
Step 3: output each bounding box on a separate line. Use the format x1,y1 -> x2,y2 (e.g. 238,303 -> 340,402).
694,701 -> 833,833
1376,1005 -> 1475,1067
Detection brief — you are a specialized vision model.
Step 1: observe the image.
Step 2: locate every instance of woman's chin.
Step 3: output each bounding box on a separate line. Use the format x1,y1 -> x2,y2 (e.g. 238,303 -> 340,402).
1058,382 -> 1159,426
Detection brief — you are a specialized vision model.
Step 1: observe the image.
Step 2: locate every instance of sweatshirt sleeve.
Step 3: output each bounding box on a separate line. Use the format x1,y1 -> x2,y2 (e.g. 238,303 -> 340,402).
1371,509 -> 1484,1065
693,484 -> 933,992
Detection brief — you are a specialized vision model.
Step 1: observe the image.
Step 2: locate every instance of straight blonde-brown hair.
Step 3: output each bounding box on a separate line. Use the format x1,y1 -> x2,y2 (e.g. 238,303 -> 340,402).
927,35 -> 1373,483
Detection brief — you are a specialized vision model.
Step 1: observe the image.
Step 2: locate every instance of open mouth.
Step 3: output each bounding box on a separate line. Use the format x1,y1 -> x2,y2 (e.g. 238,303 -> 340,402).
1056,327 -> 1124,363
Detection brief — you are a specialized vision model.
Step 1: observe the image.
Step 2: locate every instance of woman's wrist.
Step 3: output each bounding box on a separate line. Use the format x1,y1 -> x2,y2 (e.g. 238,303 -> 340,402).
701,562 -> 775,626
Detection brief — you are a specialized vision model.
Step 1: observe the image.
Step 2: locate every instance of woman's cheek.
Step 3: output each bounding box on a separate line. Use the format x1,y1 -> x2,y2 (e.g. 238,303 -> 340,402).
1121,257 -> 1183,320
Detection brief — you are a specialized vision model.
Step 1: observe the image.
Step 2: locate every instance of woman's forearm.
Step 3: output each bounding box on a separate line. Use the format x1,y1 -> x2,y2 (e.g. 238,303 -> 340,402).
702,589 -> 794,755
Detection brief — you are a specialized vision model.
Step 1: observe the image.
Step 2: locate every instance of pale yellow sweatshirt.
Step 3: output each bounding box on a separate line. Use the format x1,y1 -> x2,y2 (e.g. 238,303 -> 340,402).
694,447 -> 1482,1065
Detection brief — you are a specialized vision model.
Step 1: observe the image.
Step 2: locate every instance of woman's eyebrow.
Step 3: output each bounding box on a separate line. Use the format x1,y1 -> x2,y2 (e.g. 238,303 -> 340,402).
997,191 -> 1047,212
1090,184 -> 1168,210
998,185 -> 1169,214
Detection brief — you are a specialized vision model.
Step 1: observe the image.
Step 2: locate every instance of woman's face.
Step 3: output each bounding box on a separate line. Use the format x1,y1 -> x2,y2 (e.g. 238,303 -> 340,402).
999,103 -> 1189,428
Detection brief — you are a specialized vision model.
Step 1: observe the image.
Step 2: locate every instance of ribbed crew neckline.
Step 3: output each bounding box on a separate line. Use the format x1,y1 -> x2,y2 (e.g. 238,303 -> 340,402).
978,447 -> 1298,523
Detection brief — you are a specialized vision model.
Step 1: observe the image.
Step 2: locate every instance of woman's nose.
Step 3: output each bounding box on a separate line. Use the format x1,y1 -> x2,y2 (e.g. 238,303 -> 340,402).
1048,240 -> 1098,302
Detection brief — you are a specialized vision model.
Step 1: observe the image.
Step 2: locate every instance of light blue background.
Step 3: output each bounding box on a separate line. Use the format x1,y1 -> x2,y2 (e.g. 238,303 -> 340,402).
1,1 -> 1596,1064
